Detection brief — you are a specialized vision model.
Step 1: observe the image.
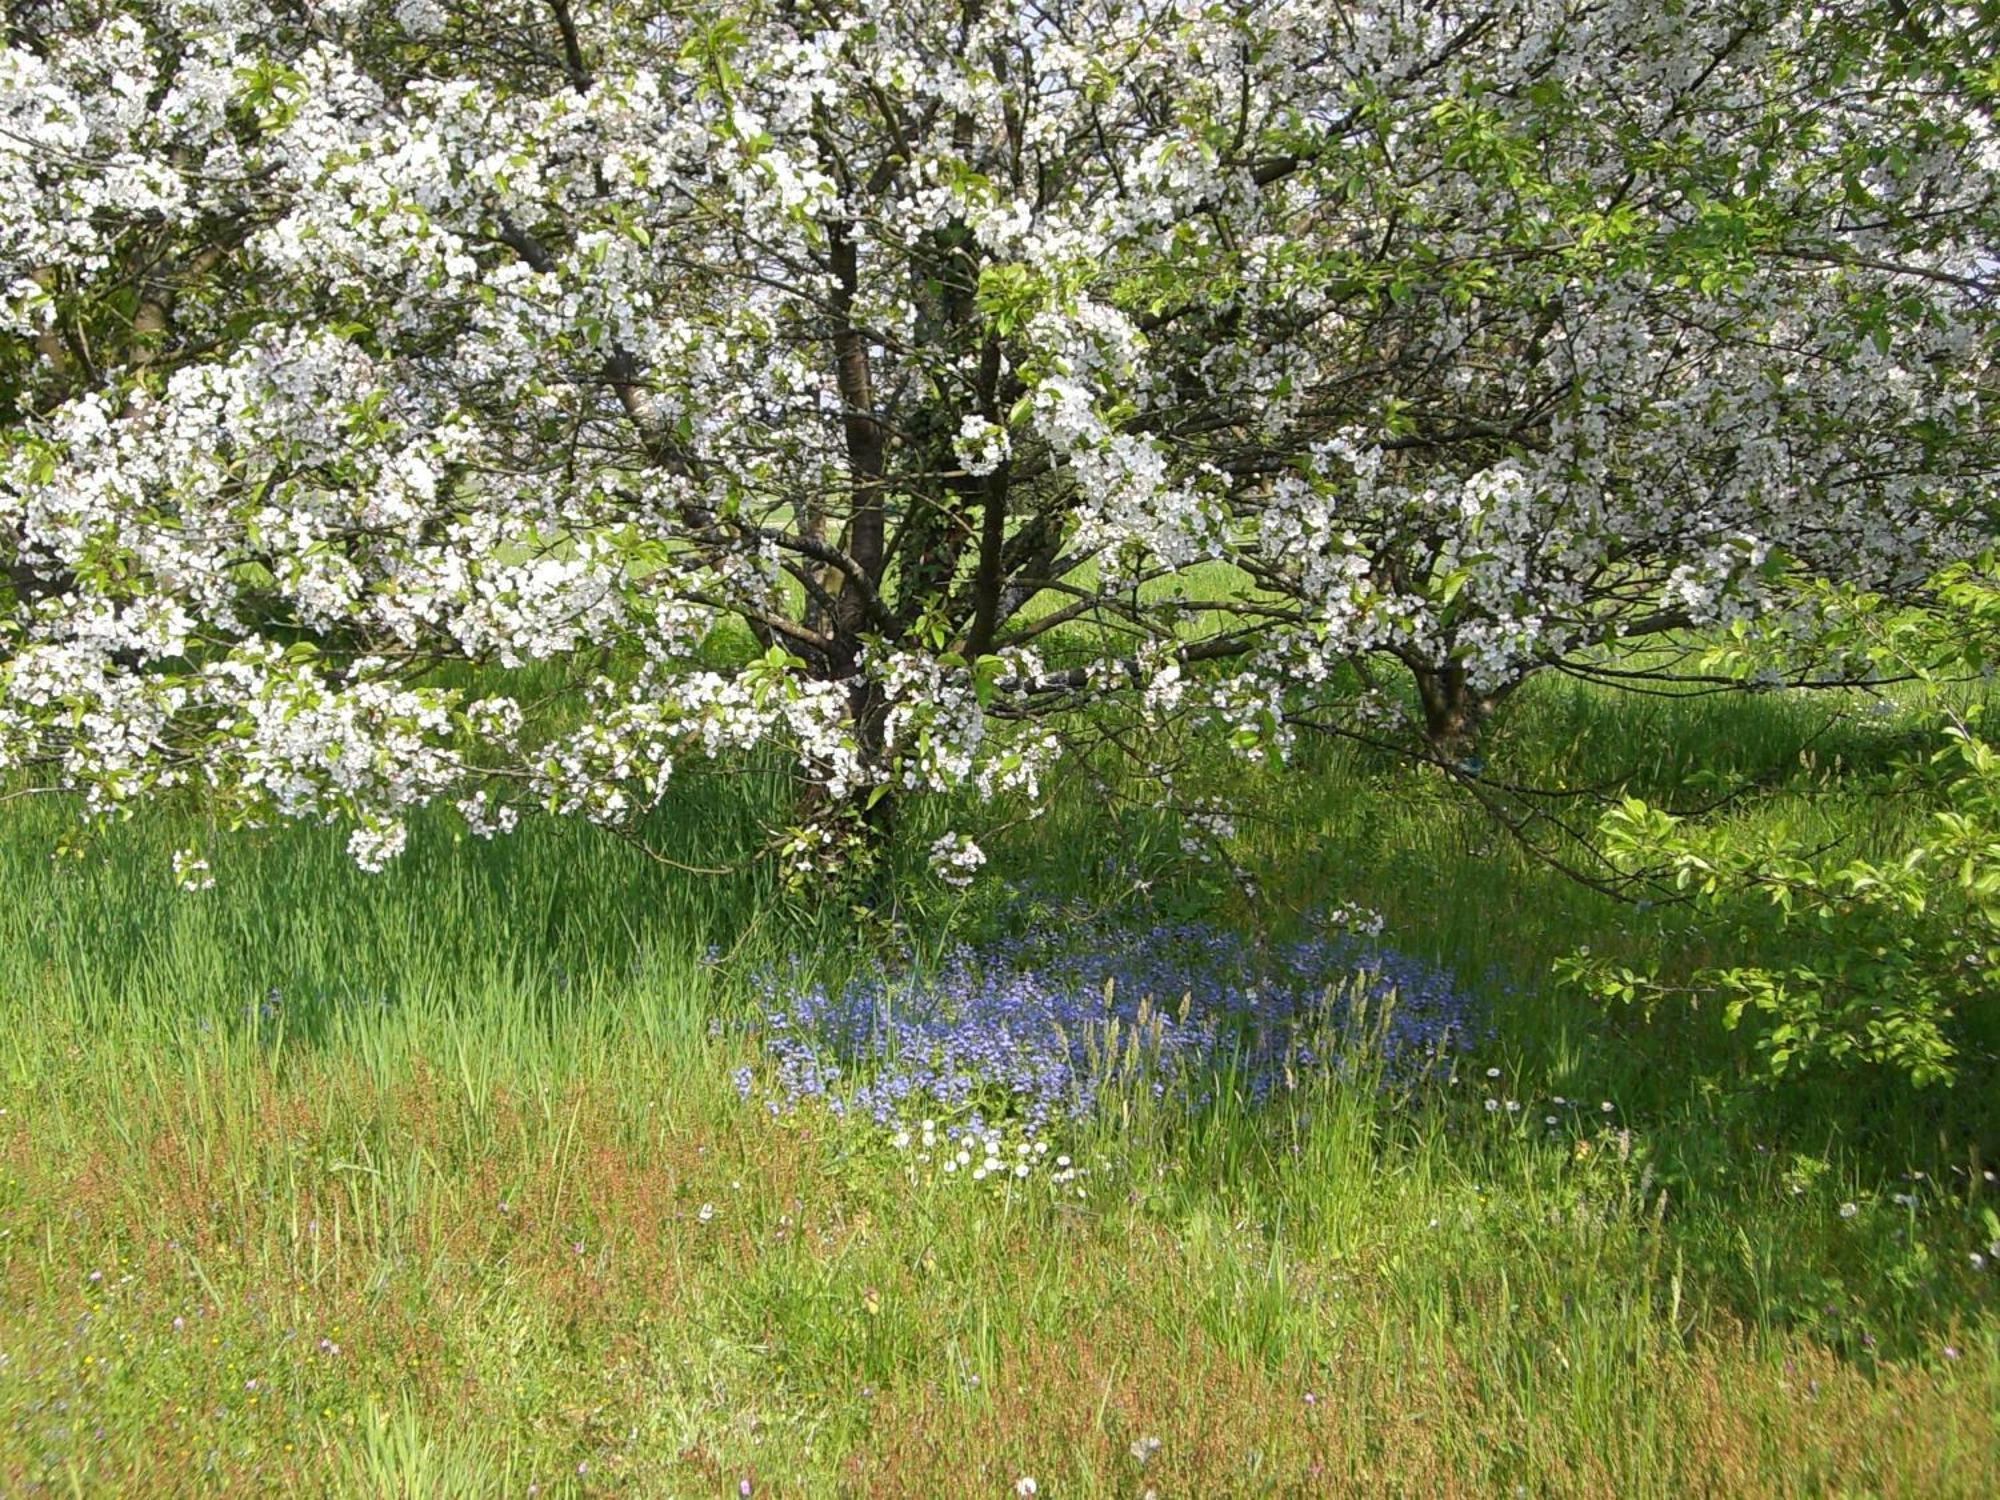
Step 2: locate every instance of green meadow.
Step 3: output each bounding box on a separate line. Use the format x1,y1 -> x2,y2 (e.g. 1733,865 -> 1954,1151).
0,672 -> 1995,1496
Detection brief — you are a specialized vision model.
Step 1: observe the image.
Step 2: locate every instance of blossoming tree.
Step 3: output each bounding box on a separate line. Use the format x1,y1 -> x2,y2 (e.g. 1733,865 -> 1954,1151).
3,0 -> 1995,875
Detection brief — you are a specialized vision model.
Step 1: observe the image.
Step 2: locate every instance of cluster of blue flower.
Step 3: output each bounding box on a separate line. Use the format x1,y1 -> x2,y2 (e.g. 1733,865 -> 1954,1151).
743,903 -> 1481,1129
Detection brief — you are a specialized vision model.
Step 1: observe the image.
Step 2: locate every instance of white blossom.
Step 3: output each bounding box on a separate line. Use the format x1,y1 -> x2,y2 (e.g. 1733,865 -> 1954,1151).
0,0 -> 1990,875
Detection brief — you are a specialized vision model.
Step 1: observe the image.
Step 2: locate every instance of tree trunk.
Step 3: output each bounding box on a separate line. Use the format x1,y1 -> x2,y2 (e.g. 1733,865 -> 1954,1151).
1412,661 -> 1509,761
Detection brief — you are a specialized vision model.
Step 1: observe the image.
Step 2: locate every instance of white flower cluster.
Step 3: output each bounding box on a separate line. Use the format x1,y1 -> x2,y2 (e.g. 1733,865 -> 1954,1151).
927,831 -> 987,888
1325,903 -> 1387,939
170,848 -> 214,893
891,1120 -> 1089,1198
952,415 -> 1010,477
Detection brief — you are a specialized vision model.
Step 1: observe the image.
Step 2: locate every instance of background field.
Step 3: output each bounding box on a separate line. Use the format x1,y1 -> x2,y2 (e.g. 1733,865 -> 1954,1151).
0,670 -> 1995,1496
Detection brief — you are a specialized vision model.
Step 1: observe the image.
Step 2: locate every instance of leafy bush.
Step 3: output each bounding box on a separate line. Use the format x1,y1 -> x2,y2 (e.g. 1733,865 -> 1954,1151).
1562,563 -> 2000,1089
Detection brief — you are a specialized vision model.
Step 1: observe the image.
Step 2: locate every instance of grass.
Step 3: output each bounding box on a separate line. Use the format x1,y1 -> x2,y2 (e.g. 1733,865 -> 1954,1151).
1,672 -> 1996,1496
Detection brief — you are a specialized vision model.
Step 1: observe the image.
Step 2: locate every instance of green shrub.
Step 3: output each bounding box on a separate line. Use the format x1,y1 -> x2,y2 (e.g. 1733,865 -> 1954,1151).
1561,561 -> 2000,1089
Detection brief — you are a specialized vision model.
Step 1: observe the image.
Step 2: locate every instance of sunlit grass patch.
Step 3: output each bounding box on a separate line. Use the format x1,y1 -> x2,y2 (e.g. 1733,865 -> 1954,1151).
1,672 -> 1997,1494
2,989 -> 1996,1495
